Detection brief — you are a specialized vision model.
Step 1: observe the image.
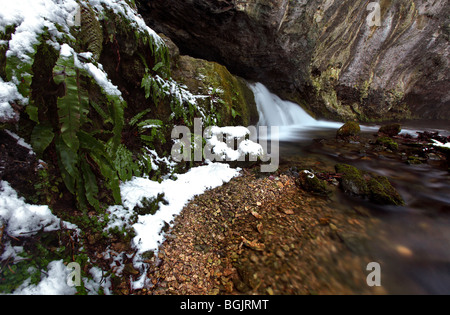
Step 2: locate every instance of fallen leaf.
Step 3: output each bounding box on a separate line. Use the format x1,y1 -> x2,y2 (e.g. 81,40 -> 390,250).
257,222 -> 264,234
251,211 -> 262,219
241,236 -> 265,251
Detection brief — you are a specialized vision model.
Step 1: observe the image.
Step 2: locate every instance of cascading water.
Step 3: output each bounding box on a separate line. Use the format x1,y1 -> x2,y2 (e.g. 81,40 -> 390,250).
248,82 -> 343,140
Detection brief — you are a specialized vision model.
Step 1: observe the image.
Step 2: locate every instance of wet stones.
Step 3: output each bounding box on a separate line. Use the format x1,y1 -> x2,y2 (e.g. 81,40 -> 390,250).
335,164 -> 404,206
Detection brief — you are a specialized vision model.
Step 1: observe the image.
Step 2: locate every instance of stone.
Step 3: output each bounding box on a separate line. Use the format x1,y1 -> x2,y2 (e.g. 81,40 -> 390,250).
378,124 -> 402,137
335,164 -> 404,206
367,176 -> 405,206
170,53 -> 259,127
335,164 -> 368,196
296,170 -> 331,196
376,137 -> 399,151
336,122 -> 361,140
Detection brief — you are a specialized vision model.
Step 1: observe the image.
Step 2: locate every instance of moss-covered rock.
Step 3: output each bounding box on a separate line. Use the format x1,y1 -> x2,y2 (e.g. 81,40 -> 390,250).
335,163 -> 404,206
296,170 -> 331,196
367,176 -> 405,206
171,53 -> 259,127
378,124 -> 402,137
376,137 -> 399,151
335,164 -> 368,196
336,121 -> 361,140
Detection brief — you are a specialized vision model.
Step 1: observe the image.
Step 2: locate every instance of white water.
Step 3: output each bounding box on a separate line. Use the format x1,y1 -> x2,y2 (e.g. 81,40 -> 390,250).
249,82 -> 386,141
249,82 -> 344,140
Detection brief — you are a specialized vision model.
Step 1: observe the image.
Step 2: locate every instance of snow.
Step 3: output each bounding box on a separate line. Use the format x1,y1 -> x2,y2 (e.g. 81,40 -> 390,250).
0,0 -> 148,120
83,62 -> 123,97
12,260 -> 77,295
88,0 -> 164,47
205,126 -> 264,162
0,78 -> 24,121
117,162 -> 241,254
0,181 -> 76,237
4,130 -> 34,154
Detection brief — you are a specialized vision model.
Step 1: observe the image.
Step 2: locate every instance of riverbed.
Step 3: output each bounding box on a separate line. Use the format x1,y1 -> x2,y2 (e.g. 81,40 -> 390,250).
277,124 -> 450,294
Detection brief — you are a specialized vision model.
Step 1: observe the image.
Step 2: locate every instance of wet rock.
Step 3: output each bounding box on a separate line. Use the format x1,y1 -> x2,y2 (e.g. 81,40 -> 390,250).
367,176 -> 405,206
376,137 -> 399,151
407,156 -> 423,165
336,122 -> 361,140
336,231 -> 368,255
378,124 -> 402,137
140,0 -> 450,121
296,170 -> 331,197
335,164 -> 368,196
335,164 -> 404,206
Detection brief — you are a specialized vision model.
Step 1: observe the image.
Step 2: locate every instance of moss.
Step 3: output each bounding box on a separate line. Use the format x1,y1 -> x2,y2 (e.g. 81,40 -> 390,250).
376,136 -> 399,151
336,121 -> 361,139
407,156 -> 422,165
367,176 -> 405,206
335,163 -> 404,206
378,124 -> 401,136
297,171 -> 331,196
171,54 -> 258,127
335,164 -> 368,196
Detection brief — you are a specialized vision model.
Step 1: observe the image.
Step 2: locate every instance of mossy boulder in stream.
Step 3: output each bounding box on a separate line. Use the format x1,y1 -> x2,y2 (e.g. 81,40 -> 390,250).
367,176 -> 405,206
335,164 -> 368,196
335,164 -> 404,206
378,124 -> 402,137
336,121 -> 361,140
296,170 -> 331,197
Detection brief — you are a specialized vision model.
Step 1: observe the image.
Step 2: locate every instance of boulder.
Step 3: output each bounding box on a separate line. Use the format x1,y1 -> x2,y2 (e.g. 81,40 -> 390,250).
336,121 -> 361,140
378,124 -> 402,137
296,170 -> 331,196
335,164 -> 404,206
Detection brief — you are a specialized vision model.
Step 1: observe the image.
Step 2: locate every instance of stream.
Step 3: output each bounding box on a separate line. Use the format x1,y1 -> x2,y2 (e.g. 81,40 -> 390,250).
250,83 -> 450,294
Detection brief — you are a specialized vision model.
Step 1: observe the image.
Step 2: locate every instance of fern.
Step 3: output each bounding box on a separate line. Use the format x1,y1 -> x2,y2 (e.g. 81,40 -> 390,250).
33,47 -> 127,211
30,123 -> 54,157
79,4 -> 103,62
53,52 -> 87,152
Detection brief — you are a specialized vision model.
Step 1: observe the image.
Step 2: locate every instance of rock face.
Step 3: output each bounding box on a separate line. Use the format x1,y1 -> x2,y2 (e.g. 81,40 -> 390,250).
161,36 -> 259,127
137,0 -> 450,122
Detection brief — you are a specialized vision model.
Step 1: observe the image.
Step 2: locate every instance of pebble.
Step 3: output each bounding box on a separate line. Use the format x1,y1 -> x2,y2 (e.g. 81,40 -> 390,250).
395,245 -> 413,257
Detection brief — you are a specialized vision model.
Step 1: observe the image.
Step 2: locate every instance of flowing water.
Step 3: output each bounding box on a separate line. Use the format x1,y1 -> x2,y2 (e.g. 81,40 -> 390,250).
249,82 -> 450,294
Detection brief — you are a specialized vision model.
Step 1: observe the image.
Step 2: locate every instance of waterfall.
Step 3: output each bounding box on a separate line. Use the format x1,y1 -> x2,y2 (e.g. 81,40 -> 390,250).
248,82 -> 343,140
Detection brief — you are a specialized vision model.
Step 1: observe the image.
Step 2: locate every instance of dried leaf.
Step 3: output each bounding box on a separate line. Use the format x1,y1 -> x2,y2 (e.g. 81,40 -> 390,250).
251,211 -> 262,219
241,236 -> 265,251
